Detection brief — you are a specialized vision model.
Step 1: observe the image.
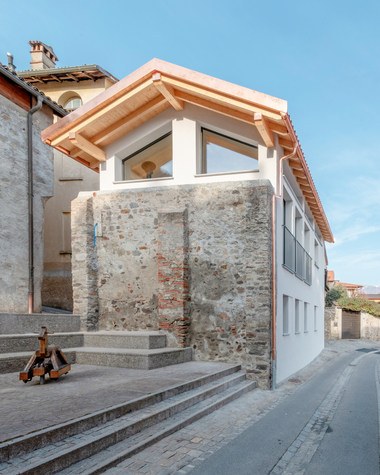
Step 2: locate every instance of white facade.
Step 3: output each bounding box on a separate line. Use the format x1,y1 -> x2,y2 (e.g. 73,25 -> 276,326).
97,102 -> 325,385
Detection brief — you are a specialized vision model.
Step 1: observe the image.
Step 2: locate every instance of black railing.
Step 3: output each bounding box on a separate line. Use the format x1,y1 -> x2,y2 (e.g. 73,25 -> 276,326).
283,226 -> 312,284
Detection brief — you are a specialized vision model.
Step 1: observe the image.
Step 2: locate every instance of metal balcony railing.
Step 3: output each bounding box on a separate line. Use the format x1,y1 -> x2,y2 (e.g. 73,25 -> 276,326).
283,226 -> 312,284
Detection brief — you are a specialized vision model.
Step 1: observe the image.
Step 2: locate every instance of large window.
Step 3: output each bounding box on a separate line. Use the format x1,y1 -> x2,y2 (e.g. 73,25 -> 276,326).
123,132 -> 172,181
201,128 -> 258,174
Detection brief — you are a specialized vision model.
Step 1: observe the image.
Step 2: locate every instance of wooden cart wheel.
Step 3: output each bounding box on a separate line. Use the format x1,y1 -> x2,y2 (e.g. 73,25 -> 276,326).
40,375 -> 45,385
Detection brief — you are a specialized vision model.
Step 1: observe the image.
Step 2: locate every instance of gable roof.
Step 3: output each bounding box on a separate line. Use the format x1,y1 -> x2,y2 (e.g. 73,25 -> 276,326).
41,58 -> 333,242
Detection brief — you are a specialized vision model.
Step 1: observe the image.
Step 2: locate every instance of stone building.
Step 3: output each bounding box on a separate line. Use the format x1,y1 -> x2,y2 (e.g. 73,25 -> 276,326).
41,59 -> 334,388
0,59 -> 66,313
17,41 -> 118,310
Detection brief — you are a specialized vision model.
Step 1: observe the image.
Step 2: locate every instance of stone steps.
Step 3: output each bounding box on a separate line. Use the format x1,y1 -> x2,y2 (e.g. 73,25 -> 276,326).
0,367 -> 255,475
0,313 -> 81,334
0,345 -> 192,374
72,346 -> 192,370
0,331 -> 166,354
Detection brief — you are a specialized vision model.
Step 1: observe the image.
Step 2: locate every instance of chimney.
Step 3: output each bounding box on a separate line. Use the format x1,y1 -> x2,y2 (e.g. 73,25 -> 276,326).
29,41 -> 58,70
7,52 -> 16,72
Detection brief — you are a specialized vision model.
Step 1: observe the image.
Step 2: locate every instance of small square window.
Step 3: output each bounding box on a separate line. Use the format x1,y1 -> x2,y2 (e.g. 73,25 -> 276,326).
202,128 -> 258,174
123,132 -> 172,181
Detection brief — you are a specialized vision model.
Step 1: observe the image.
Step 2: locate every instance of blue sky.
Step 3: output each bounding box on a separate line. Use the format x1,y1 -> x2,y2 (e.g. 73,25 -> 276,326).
1,0 -> 379,285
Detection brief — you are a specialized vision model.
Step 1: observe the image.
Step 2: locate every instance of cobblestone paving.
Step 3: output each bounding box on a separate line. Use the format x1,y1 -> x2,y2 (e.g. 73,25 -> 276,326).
0,361 -> 235,443
106,340 -> 380,475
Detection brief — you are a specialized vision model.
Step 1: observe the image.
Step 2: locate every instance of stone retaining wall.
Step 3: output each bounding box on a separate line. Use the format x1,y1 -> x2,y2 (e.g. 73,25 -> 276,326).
71,180 -> 273,388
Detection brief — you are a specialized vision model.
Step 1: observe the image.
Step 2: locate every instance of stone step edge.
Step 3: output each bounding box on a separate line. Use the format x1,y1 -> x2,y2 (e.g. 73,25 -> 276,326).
0,346 -> 188,359
76,381 -> 256,475
12,373 -> 249,475
0,364 -> 241,461
0,331 -> 166,338
17,379 -> 255,475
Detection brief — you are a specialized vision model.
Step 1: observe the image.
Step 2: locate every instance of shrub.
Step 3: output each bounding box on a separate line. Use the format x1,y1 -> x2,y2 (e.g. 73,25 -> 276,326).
336,297 -> 380,317
325,285 -> 348,307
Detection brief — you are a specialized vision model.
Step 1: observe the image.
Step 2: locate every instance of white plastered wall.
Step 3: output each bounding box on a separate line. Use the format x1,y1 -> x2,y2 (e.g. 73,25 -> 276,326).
100,103 -> 278,190
275,172 -> 325,384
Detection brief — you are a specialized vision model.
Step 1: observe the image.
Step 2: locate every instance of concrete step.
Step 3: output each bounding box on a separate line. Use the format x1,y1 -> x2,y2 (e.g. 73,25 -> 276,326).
0,331 -> 166,354
0,349 -> 76,374
82,331 -> 167,350
0,345 -> 191,374
0,313 -> 81,334
0,364 -> 241,462
0,333 -> 84,354
72,346 -> 193,370
0,370 -> 254,475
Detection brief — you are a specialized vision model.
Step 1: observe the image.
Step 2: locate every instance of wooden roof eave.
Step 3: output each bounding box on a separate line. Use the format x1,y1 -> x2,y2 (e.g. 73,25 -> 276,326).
282,114 -> 334,243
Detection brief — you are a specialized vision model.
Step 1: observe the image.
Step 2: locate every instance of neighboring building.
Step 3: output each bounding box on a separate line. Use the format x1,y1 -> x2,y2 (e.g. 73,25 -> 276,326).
41,59 -> 334,388
18,41 -> 118,310
0,59 -> 66,313
327,271 -> 363,297
365,295 -> 380,303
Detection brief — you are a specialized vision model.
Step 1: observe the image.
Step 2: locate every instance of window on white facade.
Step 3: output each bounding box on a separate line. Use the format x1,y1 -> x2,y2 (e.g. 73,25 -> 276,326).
123,132 -> 172,181
304,302 -> 309,332
283,295 -> 291,335
295,299 -> 301,333
201,128 -> 258,174
314,239 -> 319,268
314,306 -> 318,331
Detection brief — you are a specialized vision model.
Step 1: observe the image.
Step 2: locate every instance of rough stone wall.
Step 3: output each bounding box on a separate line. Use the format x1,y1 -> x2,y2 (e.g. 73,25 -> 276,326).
324,306 -> 341,340
361,312 -> 380,340
71,196 -> 99,331
0,96 -> 54,313
72,180 -> 273,388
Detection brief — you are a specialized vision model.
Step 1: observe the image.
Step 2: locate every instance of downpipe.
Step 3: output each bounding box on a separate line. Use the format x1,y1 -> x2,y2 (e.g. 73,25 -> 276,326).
28,96 -> 43,314
271,114 -> 298,390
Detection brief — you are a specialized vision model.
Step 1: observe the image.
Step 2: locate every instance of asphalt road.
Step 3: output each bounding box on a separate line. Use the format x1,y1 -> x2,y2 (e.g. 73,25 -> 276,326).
191,349 -> 380,475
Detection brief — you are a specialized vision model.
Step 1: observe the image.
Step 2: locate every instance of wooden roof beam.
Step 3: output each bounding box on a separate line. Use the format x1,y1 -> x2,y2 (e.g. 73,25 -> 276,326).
67,73 -> 79,82
92,94 -> 168,145
267,121 -> 288,136
175,90 -> 256,125
49,79 -> 154,146
51,75 -> 62,83
279,137 -> 293,150
292,168 -> 306,178
288,158 -> 303,170
69,132 -> 106,162
254,112 -> 274,148
161,75 -> 283,121
152,73 -> 184,111
296,176 -> 309,185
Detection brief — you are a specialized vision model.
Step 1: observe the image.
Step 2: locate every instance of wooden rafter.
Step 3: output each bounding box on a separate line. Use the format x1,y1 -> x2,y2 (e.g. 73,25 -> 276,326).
296,176 -> 309,185
51,75 -> 62,83
279,137 -> 293,150
49,79 -> 153,147
69,132 -> 106,162
288,158 -> 303,170
152,72 -> 184,111
175,90 -> 256,125
253,112 -> 274,148
69,146 -> 85,157
66,73 -> 79,83
161,75 -> 283,121
32,76 -> 45,84
267,121 -> 288,136
92,95 -> 168,145
292,168 -> 306,178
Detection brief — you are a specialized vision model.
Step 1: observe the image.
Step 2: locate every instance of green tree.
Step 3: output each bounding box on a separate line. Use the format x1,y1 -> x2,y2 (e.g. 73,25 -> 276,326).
325,284 -> 348,307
